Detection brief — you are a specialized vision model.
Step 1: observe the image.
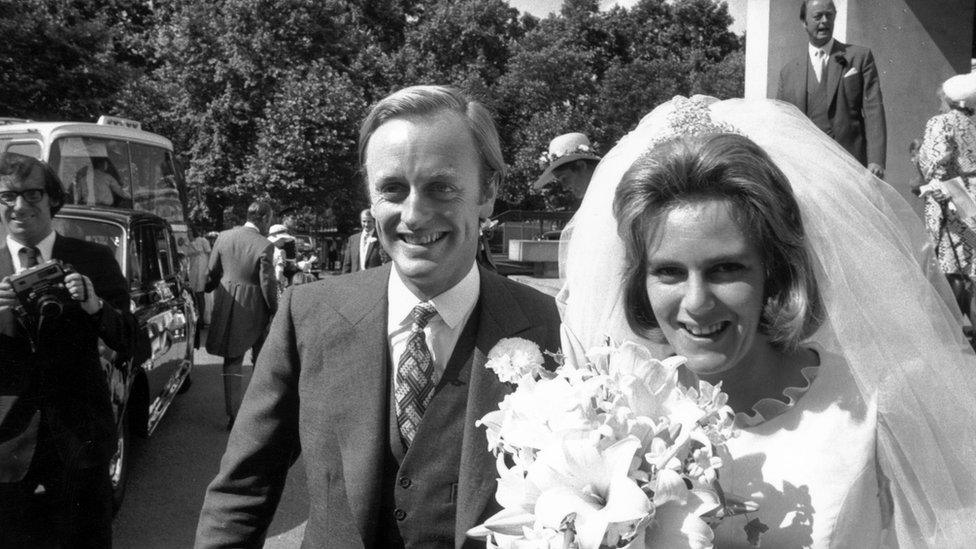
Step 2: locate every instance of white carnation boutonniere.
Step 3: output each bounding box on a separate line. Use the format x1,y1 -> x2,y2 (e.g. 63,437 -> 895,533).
485,337 -> 547,383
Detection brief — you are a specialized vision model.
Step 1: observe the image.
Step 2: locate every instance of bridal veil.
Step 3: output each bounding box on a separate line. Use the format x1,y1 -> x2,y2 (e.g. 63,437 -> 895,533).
559,96 -> 976,546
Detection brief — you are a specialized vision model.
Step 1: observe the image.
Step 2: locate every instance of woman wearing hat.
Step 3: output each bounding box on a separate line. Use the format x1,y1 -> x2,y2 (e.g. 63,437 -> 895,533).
533,133 -> 602,208
267,223 -> 296,294
918,73 -> 976,280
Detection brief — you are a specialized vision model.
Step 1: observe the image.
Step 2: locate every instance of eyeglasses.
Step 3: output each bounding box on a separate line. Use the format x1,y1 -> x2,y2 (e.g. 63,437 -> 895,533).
0,189 -> 46,206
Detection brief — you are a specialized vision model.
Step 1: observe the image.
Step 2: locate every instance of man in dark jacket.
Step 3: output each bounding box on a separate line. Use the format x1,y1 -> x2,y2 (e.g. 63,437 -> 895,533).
0,152 -> 136,547
776,0 -> 887,177
341,208 -> 385,273
196,85 -> 561,549
205,201 -> 277,430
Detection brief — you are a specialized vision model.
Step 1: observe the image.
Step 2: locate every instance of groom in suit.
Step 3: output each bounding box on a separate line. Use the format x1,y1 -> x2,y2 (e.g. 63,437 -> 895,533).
777,0 -> 886,178
195,85 -> 562,548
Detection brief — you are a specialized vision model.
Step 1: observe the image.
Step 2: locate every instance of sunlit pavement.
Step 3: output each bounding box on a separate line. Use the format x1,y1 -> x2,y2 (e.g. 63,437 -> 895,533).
112,339 -> 308,548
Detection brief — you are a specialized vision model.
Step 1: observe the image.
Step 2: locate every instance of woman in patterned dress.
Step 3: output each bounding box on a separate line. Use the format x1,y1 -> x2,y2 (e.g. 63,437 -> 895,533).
918,73 -> 976,275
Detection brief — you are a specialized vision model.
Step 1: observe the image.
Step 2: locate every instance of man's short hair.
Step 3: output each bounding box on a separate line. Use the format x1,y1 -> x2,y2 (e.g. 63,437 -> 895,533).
358,85 -> 505,200
0,152 -> 65,215
799,0 -> 835,21
247,200 -> 273,223
360,208 -> 373,218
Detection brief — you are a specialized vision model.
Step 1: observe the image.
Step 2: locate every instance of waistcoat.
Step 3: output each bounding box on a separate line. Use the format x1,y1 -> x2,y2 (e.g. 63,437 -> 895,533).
806,57 -> 832,135
375,305 -> 481,548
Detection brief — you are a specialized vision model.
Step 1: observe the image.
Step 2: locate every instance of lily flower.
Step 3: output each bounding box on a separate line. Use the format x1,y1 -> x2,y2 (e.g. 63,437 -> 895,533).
529,436 -> 652,549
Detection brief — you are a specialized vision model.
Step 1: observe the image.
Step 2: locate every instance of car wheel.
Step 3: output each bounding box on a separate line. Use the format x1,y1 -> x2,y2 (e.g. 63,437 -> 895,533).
110,411 -> 131,515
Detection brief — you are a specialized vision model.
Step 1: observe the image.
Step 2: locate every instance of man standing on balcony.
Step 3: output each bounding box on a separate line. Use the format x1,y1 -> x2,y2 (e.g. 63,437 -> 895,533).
776,0 -> 886,177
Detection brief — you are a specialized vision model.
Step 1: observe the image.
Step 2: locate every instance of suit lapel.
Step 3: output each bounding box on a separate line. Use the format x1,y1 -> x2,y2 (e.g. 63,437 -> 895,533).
825,41 -> 846,107
455,268 -> 535,544
331,264 -> 393,539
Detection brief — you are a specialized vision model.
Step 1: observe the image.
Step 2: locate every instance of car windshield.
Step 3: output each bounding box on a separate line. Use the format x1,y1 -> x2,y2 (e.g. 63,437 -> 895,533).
51,217 -> 125,271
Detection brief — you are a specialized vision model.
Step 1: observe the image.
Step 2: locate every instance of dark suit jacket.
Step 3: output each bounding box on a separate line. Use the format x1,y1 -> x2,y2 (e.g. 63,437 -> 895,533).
777,40 -> 887,168
195,264 -> 561,548
205,225 -> 277,358
0,234 -> 135,480
341,230 -> 384,273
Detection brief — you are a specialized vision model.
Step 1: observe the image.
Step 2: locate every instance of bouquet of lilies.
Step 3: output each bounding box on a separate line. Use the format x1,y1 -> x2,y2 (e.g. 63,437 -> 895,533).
468,337 -> 759,549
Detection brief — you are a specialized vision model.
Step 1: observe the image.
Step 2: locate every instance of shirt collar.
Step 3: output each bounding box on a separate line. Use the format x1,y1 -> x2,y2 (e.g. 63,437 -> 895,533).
244,221 -> 261,233
6,230 -> 56,265
387,262 -> 480,330
808,38 -> 834,59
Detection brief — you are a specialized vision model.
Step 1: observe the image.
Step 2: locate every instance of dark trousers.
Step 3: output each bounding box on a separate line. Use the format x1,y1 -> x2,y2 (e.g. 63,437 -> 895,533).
193,291 -> 206,349
221,335 -> 265,418
0,439 -> 113,548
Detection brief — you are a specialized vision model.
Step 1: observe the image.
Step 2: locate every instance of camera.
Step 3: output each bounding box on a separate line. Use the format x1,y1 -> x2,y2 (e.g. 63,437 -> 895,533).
9,259 -> 75,319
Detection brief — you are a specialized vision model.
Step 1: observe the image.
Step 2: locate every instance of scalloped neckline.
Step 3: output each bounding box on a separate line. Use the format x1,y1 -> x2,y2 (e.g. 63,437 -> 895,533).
735,351 -> 821,428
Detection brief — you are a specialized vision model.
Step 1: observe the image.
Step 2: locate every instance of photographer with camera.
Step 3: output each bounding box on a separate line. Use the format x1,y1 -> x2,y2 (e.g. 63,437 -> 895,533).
0,152 -> 136,547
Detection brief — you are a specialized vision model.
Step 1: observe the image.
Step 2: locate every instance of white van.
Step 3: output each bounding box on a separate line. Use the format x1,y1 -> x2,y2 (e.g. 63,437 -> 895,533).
0,116 -> 188,237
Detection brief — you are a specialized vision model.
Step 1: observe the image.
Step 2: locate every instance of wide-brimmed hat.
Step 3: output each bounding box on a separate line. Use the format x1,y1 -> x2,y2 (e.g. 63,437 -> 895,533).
943,72 -> 976,107
268,223 -> 294,243
532,133 -> 601,189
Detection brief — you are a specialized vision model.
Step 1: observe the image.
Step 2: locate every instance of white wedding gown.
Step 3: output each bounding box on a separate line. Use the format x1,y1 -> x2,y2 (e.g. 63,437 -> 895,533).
559,96 -> 976,548
712,342 -> 889,548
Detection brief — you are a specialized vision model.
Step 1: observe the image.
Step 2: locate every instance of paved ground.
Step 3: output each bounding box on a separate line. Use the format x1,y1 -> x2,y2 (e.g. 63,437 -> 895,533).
113,344 -> 307,548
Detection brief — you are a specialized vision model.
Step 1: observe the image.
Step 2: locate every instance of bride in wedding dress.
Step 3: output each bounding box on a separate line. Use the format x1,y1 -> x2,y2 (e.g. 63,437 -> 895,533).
559,95 -> 976,547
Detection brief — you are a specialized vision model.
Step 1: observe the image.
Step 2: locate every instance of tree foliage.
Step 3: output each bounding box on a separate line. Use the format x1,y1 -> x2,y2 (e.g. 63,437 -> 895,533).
9,0 -> 743,229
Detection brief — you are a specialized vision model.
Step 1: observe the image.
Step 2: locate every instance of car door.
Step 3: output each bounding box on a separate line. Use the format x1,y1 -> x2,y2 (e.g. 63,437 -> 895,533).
130,221 -> 192,429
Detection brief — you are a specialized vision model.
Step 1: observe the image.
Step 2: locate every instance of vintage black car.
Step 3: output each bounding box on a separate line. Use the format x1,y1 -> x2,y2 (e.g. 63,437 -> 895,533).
52,205 -> 195,510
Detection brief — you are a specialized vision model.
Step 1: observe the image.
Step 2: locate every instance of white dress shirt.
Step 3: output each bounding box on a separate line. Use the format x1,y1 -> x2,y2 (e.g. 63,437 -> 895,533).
6,231 -> 56,273
359,231 -> 375,271
808,39 -> 834,83
387,263 -> 480,390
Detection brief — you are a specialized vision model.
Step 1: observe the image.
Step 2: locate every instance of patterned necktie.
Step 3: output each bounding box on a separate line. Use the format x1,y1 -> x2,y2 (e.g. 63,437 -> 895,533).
395,302 -> 438,447
19,246 -> 39,269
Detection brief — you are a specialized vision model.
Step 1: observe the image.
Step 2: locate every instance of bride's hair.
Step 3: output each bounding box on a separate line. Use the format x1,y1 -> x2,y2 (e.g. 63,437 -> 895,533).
613,132 -> 824,350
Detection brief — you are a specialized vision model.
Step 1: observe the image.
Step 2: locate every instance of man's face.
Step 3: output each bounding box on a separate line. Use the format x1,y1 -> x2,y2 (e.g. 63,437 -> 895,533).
0,166 -> 54,246
365,111 -> 494,299
803,0 -> 835,48
360,211 -> 375,233
282,214 -> 297,230
552,162 -> 592,199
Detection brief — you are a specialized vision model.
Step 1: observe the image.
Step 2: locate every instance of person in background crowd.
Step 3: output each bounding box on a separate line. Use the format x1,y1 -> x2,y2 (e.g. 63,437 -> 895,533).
777,0 -> 886,178
0,152 -> 136,547
278,207 -> 298,232
267,223 -> 296,293
204,201 -> 277,431
195,84 -> 562,548
532,132 -> 602,209
276,208 -> 300,280
341,208 -> 384,273
918,72 -> 976,278
185,227 -> 211,348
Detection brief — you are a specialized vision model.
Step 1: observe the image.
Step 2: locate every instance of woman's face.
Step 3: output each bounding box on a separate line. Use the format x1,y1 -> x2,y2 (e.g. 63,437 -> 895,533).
644,199 -> 767,378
